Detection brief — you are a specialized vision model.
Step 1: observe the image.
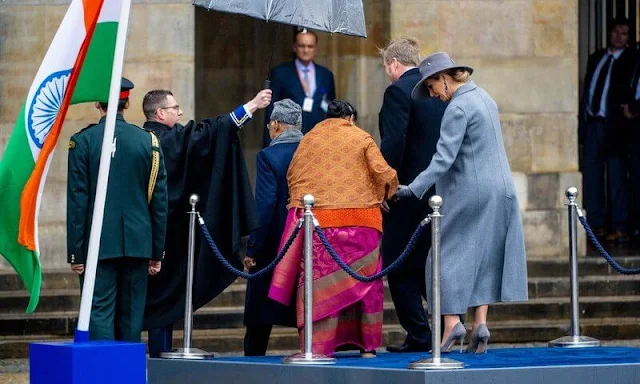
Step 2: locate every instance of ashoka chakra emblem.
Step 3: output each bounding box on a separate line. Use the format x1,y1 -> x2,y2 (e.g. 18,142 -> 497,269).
27,69 -> 72,149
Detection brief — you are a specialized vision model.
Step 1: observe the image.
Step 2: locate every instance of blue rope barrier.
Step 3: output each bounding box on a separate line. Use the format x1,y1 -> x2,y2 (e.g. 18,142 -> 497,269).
314,222 -> 427,282
578,214 -> 640,275
199,216 -> 301,280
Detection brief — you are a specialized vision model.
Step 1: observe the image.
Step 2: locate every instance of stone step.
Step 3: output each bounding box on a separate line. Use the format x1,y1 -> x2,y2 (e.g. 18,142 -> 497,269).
4,275 -> 640,315
526,256 -> 640,278
193,296 -> 640,329
2,318 -> 640,359
208,276 -> 640,307
3,296 -> 640,336
0,269 -> 247,292
0,289 -> 80,315
0,270 -> 80,291
2,257 -> 640,292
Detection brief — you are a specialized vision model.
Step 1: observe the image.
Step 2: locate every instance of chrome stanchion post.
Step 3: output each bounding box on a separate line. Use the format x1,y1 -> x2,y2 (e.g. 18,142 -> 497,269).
162,194 -> 214,359
409,196 -> 463,370
549,187 -> 600,348
282,195 -> 335,365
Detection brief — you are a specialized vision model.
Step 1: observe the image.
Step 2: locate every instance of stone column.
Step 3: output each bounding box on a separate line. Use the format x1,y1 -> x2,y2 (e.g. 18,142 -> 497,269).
0,1 -> 195,268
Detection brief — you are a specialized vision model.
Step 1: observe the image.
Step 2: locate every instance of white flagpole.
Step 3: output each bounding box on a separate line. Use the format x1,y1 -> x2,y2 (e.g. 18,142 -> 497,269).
75,0 -> 133,342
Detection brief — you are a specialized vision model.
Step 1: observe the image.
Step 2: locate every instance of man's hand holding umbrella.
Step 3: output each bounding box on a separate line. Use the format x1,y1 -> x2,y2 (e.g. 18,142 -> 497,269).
246,89 -> 273,113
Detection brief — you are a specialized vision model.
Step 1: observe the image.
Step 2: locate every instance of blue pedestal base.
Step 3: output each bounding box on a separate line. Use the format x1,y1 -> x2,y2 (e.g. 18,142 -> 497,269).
30,341 -> 146,384
148,347 -> 640,384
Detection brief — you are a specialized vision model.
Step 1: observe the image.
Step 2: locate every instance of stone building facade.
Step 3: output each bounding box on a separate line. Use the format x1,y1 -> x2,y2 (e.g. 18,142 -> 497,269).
0,0 -> 581,269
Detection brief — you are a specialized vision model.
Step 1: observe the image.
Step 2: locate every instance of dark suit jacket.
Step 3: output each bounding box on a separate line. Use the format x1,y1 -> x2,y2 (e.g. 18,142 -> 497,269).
67,114 -> 168,264
580,48 -> 637,154
264,61 -> 336,146
244,142 -> 299,326
625,58 -> 640,153
628,58 -> 640,115
378,68 -> 446,268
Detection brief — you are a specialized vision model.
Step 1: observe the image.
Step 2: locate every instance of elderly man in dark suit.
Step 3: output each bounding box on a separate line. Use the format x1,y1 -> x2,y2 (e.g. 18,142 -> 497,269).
264,28 -> 336,146
378,38 -> 446,352
580,18 -> 637,243
243,99 -> 303,355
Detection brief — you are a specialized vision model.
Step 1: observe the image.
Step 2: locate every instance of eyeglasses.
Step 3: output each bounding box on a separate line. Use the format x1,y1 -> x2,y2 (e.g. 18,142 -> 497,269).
160,105 -> 180,111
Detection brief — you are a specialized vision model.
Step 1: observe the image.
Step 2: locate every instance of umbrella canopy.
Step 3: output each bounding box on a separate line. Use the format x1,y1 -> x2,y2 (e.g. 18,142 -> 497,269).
193,0 -> 367,38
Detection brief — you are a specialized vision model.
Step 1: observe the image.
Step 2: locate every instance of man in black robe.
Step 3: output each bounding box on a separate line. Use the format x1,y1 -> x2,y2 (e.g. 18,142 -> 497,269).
142,88 -> 272,357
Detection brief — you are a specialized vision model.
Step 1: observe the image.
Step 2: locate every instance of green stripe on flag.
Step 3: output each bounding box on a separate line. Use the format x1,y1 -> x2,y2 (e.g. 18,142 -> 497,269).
72,22 -> 118,104
0,105 -> 42,313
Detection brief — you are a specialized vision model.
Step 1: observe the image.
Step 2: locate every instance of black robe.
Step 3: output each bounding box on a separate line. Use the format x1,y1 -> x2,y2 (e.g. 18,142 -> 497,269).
142,116 -> 259,330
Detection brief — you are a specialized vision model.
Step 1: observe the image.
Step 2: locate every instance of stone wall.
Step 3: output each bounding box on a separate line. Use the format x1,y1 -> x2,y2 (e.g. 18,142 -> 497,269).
0,0 -> 582,270
0,1 -> 195,269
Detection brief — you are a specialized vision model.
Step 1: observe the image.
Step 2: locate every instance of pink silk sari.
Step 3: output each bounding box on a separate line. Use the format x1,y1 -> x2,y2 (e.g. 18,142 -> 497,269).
269,209 -> 383,356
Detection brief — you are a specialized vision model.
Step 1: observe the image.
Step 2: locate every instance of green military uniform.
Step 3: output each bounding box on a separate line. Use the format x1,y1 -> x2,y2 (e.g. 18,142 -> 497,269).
67,86 -> 168,341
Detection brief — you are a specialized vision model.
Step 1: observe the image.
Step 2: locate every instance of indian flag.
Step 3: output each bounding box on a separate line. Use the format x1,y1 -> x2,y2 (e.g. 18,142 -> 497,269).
0,0 -> 121,313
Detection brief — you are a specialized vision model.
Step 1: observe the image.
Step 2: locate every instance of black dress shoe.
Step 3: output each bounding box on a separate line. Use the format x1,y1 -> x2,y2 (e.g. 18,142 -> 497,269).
386,342 -> 431,353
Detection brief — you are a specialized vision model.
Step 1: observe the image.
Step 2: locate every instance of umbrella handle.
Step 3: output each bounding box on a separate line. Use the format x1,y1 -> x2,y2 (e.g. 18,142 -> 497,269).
263,23 -> 281,90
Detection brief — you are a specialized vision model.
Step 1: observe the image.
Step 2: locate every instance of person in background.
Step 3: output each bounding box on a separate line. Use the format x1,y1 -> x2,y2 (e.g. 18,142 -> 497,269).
580,18 -> 636,243
264,28 -> 336,146
622,55 -> 640,241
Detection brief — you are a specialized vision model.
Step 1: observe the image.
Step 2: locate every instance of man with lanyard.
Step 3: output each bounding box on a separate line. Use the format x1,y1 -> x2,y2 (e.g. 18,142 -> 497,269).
263,28 -> 336,146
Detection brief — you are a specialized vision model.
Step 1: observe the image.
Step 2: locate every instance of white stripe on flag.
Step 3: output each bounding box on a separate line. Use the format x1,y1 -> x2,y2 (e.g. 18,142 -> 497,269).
98,0 -> 122,22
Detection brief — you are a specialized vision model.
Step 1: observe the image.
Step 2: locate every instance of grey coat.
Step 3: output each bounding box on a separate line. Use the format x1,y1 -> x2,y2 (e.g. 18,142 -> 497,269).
408,81 -> 528,314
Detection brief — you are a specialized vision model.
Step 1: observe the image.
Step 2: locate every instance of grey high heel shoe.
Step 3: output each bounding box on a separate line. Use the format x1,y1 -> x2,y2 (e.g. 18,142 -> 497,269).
440,322 -> 466,353
466,324 -> 490,354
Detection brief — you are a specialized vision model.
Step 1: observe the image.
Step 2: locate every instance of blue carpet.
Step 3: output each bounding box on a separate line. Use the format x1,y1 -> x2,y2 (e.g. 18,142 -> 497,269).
218,347 -> 640,370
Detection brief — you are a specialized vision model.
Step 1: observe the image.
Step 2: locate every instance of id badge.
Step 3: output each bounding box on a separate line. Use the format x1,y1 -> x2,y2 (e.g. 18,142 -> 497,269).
302,97 -> 314,112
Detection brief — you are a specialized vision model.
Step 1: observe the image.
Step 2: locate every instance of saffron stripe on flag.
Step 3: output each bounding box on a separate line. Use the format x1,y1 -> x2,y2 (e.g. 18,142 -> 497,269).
0,0 -> 111,313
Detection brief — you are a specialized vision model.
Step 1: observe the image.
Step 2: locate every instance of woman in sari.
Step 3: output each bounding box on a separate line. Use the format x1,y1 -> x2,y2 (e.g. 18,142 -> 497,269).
268,100 -> 398,357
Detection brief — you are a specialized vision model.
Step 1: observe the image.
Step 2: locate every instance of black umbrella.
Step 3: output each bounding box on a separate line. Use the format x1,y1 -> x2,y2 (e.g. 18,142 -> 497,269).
193,0 -> 367,86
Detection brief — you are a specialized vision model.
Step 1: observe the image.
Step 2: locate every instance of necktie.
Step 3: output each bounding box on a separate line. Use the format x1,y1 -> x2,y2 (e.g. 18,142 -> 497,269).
590,54 -> 614,116
302,68 -> 310,96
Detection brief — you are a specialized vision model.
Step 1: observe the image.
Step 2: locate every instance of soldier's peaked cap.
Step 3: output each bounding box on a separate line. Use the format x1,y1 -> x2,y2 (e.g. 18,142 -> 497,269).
120,77 -> 134,99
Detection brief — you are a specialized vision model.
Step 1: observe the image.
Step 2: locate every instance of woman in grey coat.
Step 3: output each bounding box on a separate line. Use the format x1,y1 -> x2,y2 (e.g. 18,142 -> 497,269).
394,52 -> 528,354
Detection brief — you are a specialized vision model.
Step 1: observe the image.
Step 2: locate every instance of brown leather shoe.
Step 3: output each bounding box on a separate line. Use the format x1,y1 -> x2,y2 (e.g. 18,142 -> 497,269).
604,230 -> 629,243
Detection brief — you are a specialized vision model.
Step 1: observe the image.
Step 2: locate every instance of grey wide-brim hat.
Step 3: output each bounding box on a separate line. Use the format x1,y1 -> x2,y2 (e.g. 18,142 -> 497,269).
411,52 -> 474,100
270,98 -> 302,128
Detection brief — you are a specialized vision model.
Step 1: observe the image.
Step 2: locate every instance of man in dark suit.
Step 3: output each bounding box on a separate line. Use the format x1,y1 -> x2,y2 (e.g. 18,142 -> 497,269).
264,28 -> 336,146
67,78 -> 168,342
243,99 -> 302,356
622,55 -> 640,240
580,18 -> 636,243
378,38 -> 446,352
